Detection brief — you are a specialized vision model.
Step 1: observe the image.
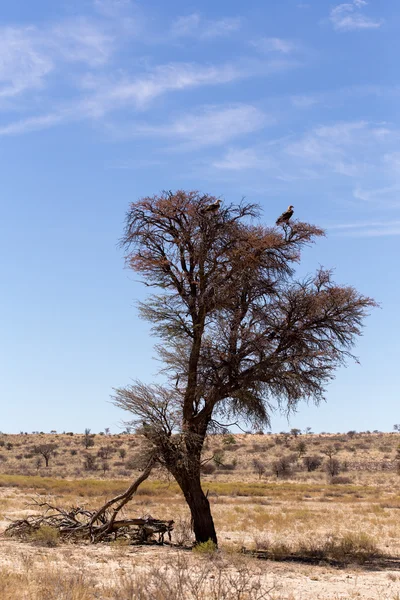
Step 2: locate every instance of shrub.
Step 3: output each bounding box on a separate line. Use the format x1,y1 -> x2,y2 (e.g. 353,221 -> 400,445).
325,458 -> 341,477
252,459 -> 266,479
331,476 -> 353,485
173,517 -> 193,546
201,462 -> 216,475
30,525 -> 60,547
272,456 -> 293,478
323,532 -> 378,563
218,462 -> 237,471
222,434 -> 236,446
303,455 -> 322,472
82,454 -> 97,471
119,448 -> 127,459
296,440 -> 307,457
97,445 -> 114,460
193,539 -> 217,554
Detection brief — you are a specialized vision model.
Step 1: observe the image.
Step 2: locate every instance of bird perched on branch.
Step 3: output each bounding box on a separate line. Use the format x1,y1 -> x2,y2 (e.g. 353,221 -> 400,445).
276,205 -> 294,226
202,199 -> 221,214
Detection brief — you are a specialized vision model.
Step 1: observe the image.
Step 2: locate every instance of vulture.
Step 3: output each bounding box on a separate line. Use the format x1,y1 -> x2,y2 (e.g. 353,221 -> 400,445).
276,205 -> 294,226
202,199 -> 221,214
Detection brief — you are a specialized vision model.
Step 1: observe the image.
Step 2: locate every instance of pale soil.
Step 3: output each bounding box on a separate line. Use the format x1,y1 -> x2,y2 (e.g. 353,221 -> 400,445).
0,539 -> 399,599
1,483 -> 400,599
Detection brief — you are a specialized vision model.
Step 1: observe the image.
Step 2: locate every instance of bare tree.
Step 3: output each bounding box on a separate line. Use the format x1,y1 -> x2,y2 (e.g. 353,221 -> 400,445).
113,190 -> 375,545
253,458 -> 266,480
33,444 -> 57,468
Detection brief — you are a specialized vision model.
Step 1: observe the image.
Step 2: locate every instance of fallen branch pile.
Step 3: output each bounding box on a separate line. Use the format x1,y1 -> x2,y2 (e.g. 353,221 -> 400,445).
5,457 -> 174,545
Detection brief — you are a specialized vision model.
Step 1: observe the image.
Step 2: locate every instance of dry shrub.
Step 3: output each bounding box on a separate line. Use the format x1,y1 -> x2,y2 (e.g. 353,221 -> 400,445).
110,552 -> 270,600
201,462 -> 216,475
29,525 -> 60,547
173,517 -> 194,546
0,553 -> 273,600
331,476 -> 353,485
254,532 -> 378,565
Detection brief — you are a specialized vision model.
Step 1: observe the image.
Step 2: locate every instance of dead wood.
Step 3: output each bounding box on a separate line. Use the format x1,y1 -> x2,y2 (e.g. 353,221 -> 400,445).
4,457 -> 174,545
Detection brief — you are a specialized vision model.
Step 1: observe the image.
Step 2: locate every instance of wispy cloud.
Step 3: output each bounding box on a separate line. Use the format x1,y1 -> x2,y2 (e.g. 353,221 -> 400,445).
330,1 -> 383,31
212,121 -> 400,204
329,220 -> 400,237
213,146 -> 278,170
0,18 -> 115,101
291,94 -> 319,109
251,37 -> 296,54
78,61 -> 250,115
353,185 -> 400,204
170,13 -> 241,40
49,18 -> 114,67
0,60 -> 274,136
128,104 -> 268,148
0,27 -> 53,99
0,111 -> 68,136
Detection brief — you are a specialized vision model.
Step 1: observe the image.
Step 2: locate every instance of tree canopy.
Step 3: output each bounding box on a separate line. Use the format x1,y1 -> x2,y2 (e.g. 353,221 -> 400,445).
114,190 -> 376,544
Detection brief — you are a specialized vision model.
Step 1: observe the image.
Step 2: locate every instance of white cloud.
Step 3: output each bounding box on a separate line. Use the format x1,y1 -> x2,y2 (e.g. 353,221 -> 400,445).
50,18 -> 114,66
291,94 -> 319,109
79,62 -> 246,115
353,185 -> 400,203
131,105 -> 268,148
170,13 -> 241,40
330,1 -> 383,31
212,121 -> 400,203
214,147 -> 278,170
0,27 -> 53,98
0,17 -> 115,102
251,37 -> 296,54
77,57 -> 296,116
330,220 -> 400,237
0,111 -> 67,136
0,51 -> 299,137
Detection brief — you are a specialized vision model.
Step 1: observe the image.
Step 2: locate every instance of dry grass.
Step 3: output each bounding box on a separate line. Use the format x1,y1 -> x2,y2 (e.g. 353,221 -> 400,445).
2,431 -> 400,599
1,431 -> 399,482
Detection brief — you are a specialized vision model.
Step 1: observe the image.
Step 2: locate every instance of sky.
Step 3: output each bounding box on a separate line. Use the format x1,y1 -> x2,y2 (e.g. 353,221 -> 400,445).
0,0 -> 398,434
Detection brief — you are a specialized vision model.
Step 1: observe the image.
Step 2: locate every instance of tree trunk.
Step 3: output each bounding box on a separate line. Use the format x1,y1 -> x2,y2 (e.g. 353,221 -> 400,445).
175,469 -> 217,546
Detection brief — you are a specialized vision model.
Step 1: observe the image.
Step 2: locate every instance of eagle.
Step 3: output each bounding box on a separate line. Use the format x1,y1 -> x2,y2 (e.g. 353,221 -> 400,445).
202,199 -> 221,214
276,205 -> 294,226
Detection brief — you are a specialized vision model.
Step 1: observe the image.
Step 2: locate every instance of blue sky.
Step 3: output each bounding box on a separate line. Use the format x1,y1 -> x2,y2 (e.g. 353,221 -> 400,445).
0,0 -> 398,434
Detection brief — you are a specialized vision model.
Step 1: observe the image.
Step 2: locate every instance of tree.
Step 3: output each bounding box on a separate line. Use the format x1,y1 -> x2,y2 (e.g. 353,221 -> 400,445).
303,455 -> 322,472
83,428 -> 95,449
252,458 -> 266,480
113,190 -> 375,545
33,444 -> 57,467
296,440 -> 307,458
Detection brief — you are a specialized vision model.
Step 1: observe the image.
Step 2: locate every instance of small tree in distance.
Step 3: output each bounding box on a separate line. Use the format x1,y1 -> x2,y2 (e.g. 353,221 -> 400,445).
83,428 -> 95,449
113,190 -> 376,545
33,444 -> 57,468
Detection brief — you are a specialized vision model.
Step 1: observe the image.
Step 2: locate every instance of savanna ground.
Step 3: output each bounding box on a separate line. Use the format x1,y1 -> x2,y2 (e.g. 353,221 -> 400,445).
1,431 -> 400,599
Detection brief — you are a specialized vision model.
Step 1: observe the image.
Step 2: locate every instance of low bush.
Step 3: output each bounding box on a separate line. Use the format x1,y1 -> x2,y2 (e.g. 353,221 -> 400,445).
330,476 -> 353,485
29,525 -> 60,547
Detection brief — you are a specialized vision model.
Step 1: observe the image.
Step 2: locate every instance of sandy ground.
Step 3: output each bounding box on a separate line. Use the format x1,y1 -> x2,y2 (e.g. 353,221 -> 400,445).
1,537 -> 400,599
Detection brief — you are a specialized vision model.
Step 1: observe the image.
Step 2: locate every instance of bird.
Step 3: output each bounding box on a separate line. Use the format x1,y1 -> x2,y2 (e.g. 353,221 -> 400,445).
276,205 -> 294,226
202,199 -> 221,214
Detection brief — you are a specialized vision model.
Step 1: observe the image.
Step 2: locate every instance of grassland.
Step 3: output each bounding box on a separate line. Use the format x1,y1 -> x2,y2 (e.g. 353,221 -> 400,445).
1,431 -> 400,599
